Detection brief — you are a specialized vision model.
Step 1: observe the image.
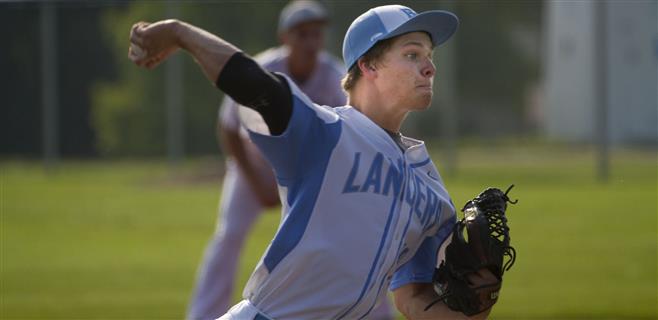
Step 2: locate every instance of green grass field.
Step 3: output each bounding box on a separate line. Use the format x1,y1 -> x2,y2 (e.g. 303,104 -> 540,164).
2,145 -> 656,319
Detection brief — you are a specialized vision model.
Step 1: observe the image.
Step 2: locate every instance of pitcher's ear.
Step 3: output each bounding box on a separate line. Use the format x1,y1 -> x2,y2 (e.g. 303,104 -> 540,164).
358,59 -> 377,79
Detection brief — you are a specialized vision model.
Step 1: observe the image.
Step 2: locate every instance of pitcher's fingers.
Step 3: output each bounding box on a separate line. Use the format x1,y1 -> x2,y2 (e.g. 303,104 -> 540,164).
131,21 -> 149,34
130,32 -> 145,47
129,22 -> 143,39
129,22 -> 148,46
128,46 -> 143,63
131,43 -> 147,58
130,49 -> 150,67
134,21 -> 149,33
128,47 -> 136,61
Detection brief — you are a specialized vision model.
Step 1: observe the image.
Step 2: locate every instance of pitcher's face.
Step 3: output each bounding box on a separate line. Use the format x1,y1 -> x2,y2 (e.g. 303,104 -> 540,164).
375,32 -> 436,111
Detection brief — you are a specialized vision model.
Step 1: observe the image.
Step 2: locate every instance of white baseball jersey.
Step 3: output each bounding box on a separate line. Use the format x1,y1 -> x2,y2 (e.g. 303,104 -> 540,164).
220,46 -> 347,136
234,75 -> 457,319
190,47 -> 355,320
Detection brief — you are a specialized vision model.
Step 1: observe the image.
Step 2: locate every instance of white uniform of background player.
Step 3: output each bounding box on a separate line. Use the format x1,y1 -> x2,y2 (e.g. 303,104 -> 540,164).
187,2 -> 394,319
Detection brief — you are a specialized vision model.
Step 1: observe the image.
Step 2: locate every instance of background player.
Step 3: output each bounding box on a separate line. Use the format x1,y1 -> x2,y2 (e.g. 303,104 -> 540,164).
130,4 -> 500,319
187,1 -> 394,319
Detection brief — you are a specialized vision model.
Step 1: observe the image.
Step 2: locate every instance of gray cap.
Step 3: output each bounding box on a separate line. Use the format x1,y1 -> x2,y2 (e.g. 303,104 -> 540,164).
278,0 -> 328,33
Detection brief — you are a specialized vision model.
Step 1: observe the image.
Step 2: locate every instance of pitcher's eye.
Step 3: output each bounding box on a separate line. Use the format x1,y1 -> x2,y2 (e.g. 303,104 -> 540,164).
405,53 -> 418,60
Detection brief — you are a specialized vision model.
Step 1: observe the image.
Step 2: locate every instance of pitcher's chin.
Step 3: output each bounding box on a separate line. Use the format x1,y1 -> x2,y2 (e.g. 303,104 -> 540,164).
415,94 -> 433,110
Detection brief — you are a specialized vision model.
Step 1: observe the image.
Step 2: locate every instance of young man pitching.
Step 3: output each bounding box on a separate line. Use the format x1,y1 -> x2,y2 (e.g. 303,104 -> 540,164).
129,4 -> 503,319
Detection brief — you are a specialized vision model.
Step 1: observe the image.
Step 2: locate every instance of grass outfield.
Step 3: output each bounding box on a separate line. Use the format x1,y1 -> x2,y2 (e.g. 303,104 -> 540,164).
2,146 -> 656,319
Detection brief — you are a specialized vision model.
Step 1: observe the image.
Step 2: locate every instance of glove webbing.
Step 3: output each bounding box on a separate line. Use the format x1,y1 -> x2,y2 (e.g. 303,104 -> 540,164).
424,185 -> 518,313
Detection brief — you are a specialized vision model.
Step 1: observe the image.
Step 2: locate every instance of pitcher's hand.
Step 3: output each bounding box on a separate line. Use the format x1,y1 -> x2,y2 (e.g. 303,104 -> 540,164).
129,20 -> 180,69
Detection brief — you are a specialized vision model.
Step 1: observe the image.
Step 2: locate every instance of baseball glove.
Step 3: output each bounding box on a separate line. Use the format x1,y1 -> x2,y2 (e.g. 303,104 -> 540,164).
425,185 -> 518,316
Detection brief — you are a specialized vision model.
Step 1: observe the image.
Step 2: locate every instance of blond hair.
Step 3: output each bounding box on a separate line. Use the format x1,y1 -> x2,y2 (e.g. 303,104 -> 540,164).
341,37 -> 395,93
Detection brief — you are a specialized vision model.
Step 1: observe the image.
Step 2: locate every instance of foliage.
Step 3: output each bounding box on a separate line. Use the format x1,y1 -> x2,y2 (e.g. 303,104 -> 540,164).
0,3 -> 119,156
92,4 -> 169,156
91,1 -> 542,156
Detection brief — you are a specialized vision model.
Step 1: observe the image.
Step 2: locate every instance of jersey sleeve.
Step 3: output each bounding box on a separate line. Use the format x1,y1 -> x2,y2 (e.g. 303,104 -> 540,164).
218,95 -> 241,133
389,218 -> 455,291
239,73 -> 342,180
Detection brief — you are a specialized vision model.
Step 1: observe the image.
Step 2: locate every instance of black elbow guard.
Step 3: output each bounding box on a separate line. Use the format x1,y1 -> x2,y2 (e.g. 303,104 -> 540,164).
216,52 -> 292,135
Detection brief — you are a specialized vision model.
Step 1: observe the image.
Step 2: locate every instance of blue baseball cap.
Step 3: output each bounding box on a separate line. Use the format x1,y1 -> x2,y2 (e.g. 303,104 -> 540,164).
342,5 -> 459,70
278,0 -> 328,34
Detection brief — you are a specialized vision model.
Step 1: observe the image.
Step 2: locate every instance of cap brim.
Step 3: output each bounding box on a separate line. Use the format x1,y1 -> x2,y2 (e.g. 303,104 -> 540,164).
383,10 -> 459,47
280,17 -> 328,33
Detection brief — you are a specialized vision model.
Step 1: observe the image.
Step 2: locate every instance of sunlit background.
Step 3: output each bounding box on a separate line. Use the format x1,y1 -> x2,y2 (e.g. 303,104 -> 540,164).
2,1 -> 656,319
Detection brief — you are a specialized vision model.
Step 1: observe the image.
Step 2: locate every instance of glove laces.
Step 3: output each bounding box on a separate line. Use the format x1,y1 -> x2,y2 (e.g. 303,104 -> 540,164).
490,184 -> 517,272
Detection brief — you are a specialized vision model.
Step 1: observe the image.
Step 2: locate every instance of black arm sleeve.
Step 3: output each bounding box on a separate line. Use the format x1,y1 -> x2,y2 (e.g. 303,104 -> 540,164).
216,52 -> 292,136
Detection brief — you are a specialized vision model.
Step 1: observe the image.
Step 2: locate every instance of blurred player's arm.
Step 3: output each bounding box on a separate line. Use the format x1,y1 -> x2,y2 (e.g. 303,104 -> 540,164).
129,20 -> 291,135
393,270 -> 494,320
217,122 -> 279,207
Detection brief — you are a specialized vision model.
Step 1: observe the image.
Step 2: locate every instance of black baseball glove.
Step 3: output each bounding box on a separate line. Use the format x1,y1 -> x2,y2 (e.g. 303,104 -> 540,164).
425,185 -> 518,316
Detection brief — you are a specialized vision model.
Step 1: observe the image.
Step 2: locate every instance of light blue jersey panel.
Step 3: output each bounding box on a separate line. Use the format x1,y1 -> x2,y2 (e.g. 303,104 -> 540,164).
238,75 -> 457,320
389,219 -> 455,291
250,96 -> 342,272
